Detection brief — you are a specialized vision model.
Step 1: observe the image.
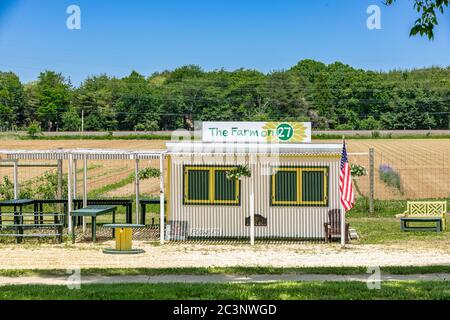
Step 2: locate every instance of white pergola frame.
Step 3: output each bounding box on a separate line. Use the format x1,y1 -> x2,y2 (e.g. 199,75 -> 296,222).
0,148 -> 167,244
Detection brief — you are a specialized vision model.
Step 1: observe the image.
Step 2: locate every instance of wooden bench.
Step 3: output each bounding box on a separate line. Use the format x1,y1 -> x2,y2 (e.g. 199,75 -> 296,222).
400,201 -> 447,232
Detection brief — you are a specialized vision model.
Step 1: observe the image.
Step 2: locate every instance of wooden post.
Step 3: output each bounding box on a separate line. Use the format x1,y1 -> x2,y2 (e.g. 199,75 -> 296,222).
83,155 -> 88,233
57,158 -> 63,199
13,160 -> 18,199
160,154 -> 165,244
134,158 -> 140,224
340,137 -> 346,248
73,159 -> 77,200
250,155 -> 255,246
67,153 -> 73,234
369,148 -> 375,215
340,203 -> 346,248
57,156 -> 63,220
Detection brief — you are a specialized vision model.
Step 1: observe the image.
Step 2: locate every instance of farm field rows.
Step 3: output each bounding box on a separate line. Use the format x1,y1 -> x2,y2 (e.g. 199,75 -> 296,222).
0,139 -> 449,200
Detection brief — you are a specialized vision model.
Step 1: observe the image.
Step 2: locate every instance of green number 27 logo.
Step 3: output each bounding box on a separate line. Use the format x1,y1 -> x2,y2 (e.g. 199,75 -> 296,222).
276,123 -> 293,141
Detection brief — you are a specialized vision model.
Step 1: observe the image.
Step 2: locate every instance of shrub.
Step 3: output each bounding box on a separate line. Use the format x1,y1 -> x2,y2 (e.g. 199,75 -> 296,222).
371,130 -> 380,138
359,116 -> 381,130
335,123 -> 354,130
350,164 -> 367,177
27,121 -> 42,138
0,176 -> 34,200
379,164 -> 402,193
137,168 -> 161,180
226,165 -> 251,180
34,171 -> 68,199
134,120 -> 159,131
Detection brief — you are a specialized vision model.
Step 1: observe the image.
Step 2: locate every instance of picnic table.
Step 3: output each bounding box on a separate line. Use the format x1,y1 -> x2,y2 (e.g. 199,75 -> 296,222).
0,199 -> 63,243
71,205 -> 117,243
102,224 -> 145,254
139,199 -> 166,225
0,199 -> 34,227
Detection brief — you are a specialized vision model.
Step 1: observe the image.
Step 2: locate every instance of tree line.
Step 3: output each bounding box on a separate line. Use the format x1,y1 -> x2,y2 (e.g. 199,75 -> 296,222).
1,59 -> 450,131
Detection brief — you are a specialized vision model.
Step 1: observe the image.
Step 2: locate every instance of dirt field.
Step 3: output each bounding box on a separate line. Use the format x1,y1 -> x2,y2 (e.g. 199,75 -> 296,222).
0,241 -> 449,269
1,139 -> 450,199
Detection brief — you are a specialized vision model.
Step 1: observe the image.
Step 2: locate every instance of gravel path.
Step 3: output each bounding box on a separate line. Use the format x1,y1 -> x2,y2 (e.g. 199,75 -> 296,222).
0,242 -> 449,269
0,273 -> 449,286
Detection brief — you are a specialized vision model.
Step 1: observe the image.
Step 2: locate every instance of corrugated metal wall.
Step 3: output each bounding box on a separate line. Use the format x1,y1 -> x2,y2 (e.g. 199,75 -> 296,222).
168,154 -> 340,241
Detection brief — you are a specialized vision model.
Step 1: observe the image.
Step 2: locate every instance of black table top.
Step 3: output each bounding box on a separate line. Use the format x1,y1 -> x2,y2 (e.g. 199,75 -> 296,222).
103,224 -> 145,228
0,199 -> 34,206
70,205 -> 117,217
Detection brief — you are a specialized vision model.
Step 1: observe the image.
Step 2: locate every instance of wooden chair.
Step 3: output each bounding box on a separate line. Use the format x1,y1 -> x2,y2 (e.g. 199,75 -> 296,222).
324,209 -> 349,242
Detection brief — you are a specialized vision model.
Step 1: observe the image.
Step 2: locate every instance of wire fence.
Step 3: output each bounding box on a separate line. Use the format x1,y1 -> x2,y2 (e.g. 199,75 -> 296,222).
348,150 -> 450,201
1,143 -> 450,243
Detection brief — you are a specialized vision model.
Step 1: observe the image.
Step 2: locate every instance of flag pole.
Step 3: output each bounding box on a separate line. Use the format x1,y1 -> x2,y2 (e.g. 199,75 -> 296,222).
341,136 -> 346,248
340,201 -> 346,248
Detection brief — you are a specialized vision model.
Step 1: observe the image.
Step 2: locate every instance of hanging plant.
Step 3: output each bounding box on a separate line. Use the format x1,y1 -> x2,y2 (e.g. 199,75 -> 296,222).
137,167 -> 161,180
350,164 -> 367,178
226,165 -> 251,181
349,164 -> 367,201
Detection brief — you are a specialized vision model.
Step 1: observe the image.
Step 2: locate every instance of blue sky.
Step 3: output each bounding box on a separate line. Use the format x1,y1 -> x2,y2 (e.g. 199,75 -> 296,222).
0,0 -> 449,85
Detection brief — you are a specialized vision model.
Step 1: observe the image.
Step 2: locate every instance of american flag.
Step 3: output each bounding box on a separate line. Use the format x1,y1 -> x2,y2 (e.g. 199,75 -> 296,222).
339,140 -> 355,212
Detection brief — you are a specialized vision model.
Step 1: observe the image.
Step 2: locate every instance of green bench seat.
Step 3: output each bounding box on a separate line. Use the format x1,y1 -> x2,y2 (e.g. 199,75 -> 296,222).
1,223 -> 64,228
0,212 -> 65,243
0,233 -> 63,238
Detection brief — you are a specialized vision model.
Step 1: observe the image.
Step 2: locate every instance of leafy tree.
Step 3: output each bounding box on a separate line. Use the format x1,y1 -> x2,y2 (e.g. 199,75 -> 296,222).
115,71 -> 161,130
34,71 -> 72,130
72,75 -> 118,131
62,108 -> 82,131
0,72 -> 24,128
385,0 -> 449,39
359,116 -> 381,130
3,58 -> 450,132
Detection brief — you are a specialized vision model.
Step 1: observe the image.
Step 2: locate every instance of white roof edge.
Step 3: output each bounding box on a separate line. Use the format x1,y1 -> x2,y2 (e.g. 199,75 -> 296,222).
166,142 -> 342,154
166,142 -> 341,148
0,149 -> 167,160
0,148 -> 166,154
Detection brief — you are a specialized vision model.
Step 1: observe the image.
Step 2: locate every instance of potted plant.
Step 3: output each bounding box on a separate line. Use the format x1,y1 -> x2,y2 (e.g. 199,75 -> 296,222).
226,165 -> 251,180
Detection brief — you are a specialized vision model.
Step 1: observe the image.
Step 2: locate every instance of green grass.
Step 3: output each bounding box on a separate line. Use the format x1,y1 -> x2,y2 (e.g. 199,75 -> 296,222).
0,281 -> 448,300
346,197 -> 450,244
313,133 -> 450,140
88,175 -> 135,198
348,217 -> 449,244
348,198 -> 410,217
1,265 -> 449,278
3,131 -> 450,141
349,197 -> 450,218
18,134 -> 174,140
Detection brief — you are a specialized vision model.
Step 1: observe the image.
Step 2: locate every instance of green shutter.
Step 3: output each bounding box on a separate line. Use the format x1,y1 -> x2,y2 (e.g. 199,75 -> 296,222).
214,170 -> 236,201
274,170 -> 297,202
302,170 -> 324,202
187,170 -> 209,200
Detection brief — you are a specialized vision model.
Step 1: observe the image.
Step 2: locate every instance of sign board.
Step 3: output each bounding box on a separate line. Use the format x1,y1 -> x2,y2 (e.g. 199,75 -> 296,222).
202,122 -> 311,143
